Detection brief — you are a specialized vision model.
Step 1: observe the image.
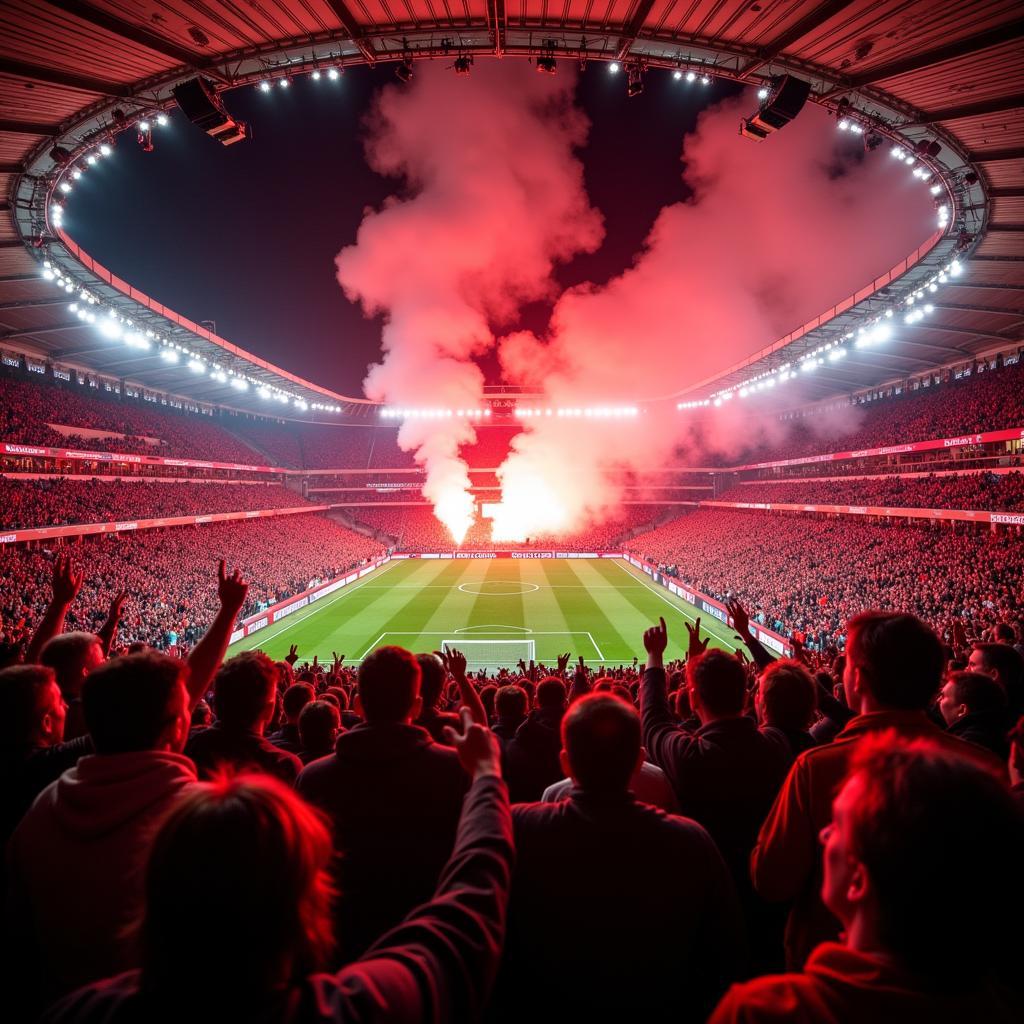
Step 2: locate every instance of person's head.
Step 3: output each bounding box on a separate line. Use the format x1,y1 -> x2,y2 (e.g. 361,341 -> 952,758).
298,700 -> 341,755
968,642 -> 1024,702
479,684 -> 497,720
820,734 -> 1023,985
141,773 -> 335,998
0,664 -> 66,750
325,686 -> 348,711
416,653 -> 446,713
213,652 -> 278,734
495,684 -> 527,721
993,622 -> 1017,645
191,699 -> 212,729
536,677 -> 567,711
844,612 -> 945,714
673,685 -> 692,720
686,649 -> 747,723
560,693 -> 642,794
757,659 -> 817,732
282,682 -> 315,724
40,631 -> 104,699
356,646 -> 421,723
937,670 -> 1008,726
83,653 -> 190,755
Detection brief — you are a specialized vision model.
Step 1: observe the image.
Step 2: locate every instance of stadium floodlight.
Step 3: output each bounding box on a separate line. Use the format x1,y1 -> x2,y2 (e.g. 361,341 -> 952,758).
156,114 -> 168,126
259,80 -> 271,92
99,319 -> 122,340
609,62 -> 620,74
311,69 -> 321,80
138,120 -> 150,132
328,67 -> 341,81
99,144 -> 111,157
757,87 -> 769,99
279,78 -> 290,88
160,348 -> 179,363
59,181 -> 71,193
230,378 -> 248,390
700,75 -> 710,85
71,169 -> 82,180
673,69 -> 683,80
685,70 -> 696,82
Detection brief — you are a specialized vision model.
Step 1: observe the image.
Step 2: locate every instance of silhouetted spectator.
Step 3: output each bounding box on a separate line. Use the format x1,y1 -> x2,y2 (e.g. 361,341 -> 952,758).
505,677 -> 567,802
756,659 -> 818,761
269,682 -> 315,754
186,651 -> 302,783
712,736 -> 1024,1023
296,646 -> 469,961
297,700 -> 341,764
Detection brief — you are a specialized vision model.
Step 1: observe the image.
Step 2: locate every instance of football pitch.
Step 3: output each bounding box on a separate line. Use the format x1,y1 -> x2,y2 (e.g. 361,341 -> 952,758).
227,558 -> 740,668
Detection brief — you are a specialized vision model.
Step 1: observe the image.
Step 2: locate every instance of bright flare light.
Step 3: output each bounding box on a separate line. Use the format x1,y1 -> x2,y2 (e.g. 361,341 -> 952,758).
609,62 -> 620,74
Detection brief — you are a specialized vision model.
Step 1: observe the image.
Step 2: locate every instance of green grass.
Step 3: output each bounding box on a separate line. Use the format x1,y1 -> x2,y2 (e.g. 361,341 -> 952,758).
227,558 -> 740,668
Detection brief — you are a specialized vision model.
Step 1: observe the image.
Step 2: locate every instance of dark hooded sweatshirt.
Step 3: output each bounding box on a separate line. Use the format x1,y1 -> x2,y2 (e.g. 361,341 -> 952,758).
296,721 -> 469,962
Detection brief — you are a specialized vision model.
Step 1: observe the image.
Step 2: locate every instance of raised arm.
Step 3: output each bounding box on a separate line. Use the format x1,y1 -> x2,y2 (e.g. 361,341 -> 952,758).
641,617 -> 699,777
26,553 -> 83,663
441,649 -> 488,726
332,710 -> 512,1024
568,655 -> 591,703
724,598 -> 775,672
184,560 -> 249,711
96,591 -> 128,657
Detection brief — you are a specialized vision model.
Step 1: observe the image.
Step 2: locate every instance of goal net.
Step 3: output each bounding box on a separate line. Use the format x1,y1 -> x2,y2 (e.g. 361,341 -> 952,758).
442,639 -> 535,670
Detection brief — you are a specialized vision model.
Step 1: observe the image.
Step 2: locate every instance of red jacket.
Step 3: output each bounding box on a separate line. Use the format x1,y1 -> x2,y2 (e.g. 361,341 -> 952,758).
709,942 -> 1022,1024
750,710 -> 1005,968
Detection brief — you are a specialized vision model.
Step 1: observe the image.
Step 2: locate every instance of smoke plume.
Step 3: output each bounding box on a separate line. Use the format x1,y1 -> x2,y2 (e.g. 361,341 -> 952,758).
336,61 -> 603,541
492,92 -> 935,539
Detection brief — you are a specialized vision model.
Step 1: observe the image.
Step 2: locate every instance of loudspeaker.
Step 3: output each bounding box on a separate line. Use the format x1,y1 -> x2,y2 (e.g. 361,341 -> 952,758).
172,77 -> 248,146
741,76 -> 811,141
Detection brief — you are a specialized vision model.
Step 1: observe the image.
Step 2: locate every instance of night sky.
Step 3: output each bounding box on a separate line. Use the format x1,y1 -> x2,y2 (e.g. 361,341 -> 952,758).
67,63 -> 743,396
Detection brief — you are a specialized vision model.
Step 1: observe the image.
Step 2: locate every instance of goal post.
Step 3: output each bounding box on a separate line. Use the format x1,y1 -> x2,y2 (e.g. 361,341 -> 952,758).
442,638 -> 535,669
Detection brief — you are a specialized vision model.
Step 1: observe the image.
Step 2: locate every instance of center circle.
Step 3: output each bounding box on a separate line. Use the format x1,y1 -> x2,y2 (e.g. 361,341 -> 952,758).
457,581 -> 540,596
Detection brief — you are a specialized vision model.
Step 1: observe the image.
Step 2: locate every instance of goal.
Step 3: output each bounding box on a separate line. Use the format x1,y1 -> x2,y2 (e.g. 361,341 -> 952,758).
442,639 -> 535,669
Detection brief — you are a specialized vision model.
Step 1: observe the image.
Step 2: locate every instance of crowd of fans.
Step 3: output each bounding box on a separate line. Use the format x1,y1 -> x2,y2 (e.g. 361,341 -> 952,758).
0,374 -> 262,465
0,516 -> 383,650
630,507 -> 1024,650
698,359 -> 1024,467
352,505 -> 670,551
0,479 -> 317,530
2,561 -> 1021,1022
717,470 -> 1024,513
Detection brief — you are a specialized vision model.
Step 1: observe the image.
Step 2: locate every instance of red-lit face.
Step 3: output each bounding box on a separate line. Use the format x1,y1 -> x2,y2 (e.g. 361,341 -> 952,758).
967,648 -> 991,678
820,772 -> 867,930
39,680 -> 67,746
938,679 -> 965,725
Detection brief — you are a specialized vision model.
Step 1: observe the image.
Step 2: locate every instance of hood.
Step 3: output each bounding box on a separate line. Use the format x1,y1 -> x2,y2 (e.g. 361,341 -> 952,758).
48,750 -> 196,841
332,721 -> 435,763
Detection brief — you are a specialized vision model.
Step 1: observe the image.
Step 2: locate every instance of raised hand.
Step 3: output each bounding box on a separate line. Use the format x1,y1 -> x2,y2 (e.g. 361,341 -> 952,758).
442,707 -> 502,779
684,617 -> 709,659
52,553 -> 83,606
285,644 -> 299,666
332,651 -> 345,672
725,597 -> 750,638
643,610 -> 667,659
217,559 -> 249,613
447,647 -> 468,681
108,591 -> 128,619
557,652 -> 571,674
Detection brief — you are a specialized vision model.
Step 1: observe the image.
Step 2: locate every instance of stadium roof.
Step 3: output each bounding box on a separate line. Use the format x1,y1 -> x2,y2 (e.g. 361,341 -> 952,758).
0,0 -> 1021,414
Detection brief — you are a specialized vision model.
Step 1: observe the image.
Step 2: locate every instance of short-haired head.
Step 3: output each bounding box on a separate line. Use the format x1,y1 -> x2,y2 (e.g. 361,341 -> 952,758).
416,653 -> 446,711
40,631 -> 104,698
759,659 -> 817,731
298,700 -> 341,754
283,682 -> 315,721
845,612 -> 945,711
536,677 -> 567,710
0,664 -> 64,749
495,684 -> 527,720
83,653 -> 189,754
213,651 -> 278,732
357,646 -> 421,723
832,734 -> 1023,984
561,693 -> 641,794
686,649 -> 746,720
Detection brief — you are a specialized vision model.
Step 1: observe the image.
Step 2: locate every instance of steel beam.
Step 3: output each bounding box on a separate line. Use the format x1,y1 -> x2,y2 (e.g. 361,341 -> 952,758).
915,94 -> 1024,123
324,1 -> 376,64
616,0 -> 659,61
968,147 -> 1024,163
843,21 -> 1024,89
0,57 -> 131,97
738,0 -> 856,80
0,119 -> 60,136
0,321 -> 84,340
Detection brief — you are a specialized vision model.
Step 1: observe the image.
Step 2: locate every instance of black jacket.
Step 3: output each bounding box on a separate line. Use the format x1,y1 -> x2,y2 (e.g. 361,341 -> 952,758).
504,707 -> 564,803
491,790 -> 744,1023
948,709 -> 1011,760
296,721 -> 469,962
184,725 -> 302,784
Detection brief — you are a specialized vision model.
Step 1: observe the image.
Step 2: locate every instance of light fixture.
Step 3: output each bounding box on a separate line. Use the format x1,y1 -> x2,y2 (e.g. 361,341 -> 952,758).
673,69 -> 683,80
156,113 -> 168,126
328,67 -> 341,80
311,69 -> 321,80
99,144 -> 111,157
259,80 -> 271,92
395,60 -> 413,83
686,70 -> 696,82
609,62 -> 620,74
757,87 -> 769,99
279,78 -> 290,88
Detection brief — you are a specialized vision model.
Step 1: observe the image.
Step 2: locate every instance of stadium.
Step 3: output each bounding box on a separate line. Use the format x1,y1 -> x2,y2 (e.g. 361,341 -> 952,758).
1,2 -> 1023,1022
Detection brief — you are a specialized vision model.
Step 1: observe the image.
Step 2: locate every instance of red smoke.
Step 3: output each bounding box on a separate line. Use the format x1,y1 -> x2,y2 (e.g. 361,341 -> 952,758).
335,61 -> 602,540
493,92 -> 935,537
